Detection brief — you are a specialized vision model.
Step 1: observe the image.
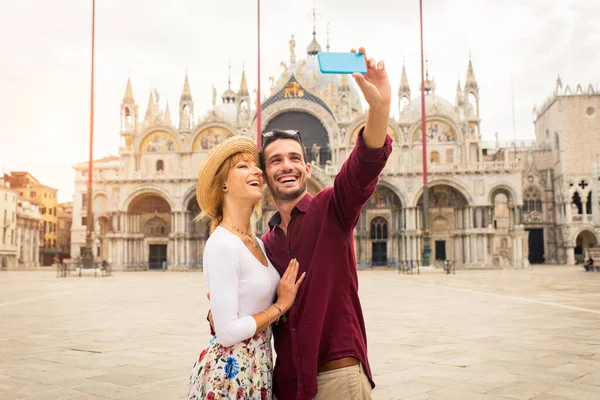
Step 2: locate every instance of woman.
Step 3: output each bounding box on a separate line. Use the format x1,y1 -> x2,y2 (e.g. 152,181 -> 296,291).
188,136 -> 305,399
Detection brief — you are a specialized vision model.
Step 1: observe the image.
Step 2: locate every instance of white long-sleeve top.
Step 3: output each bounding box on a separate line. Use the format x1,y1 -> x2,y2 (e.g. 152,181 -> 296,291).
204,226 -> 281,347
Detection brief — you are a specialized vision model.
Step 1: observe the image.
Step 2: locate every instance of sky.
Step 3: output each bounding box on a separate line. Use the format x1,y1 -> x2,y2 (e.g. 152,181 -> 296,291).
1,0 -> 598,203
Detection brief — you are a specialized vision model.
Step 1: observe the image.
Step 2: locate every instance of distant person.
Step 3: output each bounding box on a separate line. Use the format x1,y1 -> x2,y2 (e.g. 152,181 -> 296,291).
584,257 -> 594,272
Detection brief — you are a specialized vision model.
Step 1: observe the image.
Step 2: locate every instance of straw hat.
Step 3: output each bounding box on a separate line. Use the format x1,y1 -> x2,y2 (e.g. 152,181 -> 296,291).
195,135 -> 258,219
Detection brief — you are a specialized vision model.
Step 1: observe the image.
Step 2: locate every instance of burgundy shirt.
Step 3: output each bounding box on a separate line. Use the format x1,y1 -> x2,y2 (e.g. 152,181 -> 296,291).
262,129 -> 392,400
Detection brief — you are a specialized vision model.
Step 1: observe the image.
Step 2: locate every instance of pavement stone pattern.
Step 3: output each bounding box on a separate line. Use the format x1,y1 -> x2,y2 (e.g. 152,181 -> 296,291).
1,266 -> 600,399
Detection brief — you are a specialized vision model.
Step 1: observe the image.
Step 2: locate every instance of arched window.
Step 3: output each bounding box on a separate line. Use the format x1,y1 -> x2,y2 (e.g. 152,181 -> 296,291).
370,217 -> 388,240
523,187 -> 542,212
143,217 -> 169,236
156,160 -> 164,172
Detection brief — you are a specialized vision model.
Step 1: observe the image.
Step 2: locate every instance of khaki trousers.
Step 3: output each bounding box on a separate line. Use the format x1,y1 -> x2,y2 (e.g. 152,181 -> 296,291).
315,363 -> 372,400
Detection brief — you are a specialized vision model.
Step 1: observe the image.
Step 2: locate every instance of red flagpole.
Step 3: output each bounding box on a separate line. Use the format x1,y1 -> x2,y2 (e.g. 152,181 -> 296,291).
419,0 -> 427,185
419,0 -> 431,265
83,0 -> 96,273
256,0 -> 262,148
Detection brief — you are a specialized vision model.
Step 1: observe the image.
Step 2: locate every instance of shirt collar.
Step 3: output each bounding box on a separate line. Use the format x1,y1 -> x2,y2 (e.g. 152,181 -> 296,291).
268,192 -> 313,230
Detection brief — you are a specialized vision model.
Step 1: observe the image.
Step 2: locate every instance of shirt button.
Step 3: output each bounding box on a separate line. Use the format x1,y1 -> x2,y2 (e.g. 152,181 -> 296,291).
287,250 -> 291,255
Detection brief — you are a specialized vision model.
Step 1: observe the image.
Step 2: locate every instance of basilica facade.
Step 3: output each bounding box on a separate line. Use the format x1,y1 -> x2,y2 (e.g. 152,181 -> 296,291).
74,30 -> 598,270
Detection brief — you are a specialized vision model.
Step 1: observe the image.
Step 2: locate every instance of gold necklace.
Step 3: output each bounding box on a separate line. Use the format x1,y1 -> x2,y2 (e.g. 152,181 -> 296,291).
225,221 -> 259,248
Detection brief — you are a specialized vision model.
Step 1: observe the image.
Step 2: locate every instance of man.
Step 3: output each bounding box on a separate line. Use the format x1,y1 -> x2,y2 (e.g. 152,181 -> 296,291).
260,47 -> 392,400
208,47 -> 391,399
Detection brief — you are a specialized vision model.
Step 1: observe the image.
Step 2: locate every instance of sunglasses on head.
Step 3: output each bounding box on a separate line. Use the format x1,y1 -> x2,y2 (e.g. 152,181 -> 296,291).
261,129 -> 303,143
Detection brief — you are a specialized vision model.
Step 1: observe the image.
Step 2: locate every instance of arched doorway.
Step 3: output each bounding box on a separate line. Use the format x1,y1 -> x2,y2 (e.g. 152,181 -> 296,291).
417,185 -> 468,263
264,111 -> 330,165
361,185 -> 403,267
370,217 -> 388,266
575,230 -> 597,264
128,194 -> 171,269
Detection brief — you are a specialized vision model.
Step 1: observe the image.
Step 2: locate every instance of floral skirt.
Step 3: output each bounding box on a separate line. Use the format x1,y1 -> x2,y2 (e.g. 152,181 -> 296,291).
187,327 -> 273,400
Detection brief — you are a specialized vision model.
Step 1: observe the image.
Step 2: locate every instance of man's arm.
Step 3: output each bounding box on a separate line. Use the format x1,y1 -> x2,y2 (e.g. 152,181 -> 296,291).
330,47 -> 393,230
351,46 -> 392,150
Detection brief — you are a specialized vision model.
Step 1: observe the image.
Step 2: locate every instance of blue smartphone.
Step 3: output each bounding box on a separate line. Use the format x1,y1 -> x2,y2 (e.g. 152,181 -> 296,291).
318,52 -> 367,74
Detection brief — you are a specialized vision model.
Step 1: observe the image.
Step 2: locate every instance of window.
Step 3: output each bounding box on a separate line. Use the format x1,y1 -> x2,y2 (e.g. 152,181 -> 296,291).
370,217 -> 388,240
82,193 -> 87,207
430,151 -> 440,163
523,187 -> 542,212
31,191 -> 37,198
82,216 -> 87,226
10,230 -> 13,245
53,207 -> 56,216
11,212 -> 14,222
44,193 -> 47,198
156,160 -> 164,172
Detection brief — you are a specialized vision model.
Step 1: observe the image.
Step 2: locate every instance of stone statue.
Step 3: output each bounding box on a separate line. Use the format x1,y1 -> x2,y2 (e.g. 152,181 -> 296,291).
311,143 -> 321,165
289,34 -> 296,64
211,85 -> 217,108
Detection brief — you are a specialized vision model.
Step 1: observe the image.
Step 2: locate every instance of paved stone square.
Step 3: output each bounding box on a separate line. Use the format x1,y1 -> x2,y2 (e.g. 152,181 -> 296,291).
1,266 -> 600,399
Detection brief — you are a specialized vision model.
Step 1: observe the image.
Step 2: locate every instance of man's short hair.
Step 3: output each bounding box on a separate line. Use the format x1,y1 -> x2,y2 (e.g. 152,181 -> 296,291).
259,129 -> 308,170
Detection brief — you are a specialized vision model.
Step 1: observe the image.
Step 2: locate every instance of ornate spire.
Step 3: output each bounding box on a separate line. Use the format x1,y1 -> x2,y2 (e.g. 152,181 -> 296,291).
123,76 -> 134,103
238,68 -> 249,97
145,90 -> 156,119
326,22 -> 330,52
398,62 -> 410,99
181,74 -> 192,101
420,59 -> 436,95
222,62 -> 236,103
465,56 -> 478,93
306,8 -> 322,56
455,79 -> 464,105
163,102 -> 172,126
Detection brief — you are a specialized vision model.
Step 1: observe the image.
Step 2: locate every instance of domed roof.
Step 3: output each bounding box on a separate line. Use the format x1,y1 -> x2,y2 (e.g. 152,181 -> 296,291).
402,94 -> 457,120
215,102 -> 237,123
307,37 -> 322,56
222,88 -> 236,103
274,55 -> 363,115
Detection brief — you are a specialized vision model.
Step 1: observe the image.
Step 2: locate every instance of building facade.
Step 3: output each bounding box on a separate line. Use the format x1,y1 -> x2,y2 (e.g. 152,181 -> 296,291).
16,199 -> 41,268
5,172 -> 59,265
0,178 -> 18,268
525,78 -> 600,264
70,30 -> 534,270
57,202 -> 73,261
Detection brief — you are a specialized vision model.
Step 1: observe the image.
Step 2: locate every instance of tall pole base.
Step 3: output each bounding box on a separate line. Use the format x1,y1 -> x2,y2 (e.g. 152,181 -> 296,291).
422,232 -> 431,266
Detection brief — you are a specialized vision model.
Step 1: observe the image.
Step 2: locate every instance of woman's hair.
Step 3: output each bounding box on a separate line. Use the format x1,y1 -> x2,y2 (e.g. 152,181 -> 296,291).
195,151 -> 262,233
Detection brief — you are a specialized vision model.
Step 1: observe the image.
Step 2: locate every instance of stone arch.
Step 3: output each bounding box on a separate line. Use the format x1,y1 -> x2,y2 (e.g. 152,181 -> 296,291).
120,187 -> 175,212
345,120 -> 401,146
411,179 -> 473,207
257,101 -> 339,153
574,229 -> 598,263
377,180 -> 408,208
488,184 -> 520,206
573,229 -> 598,248
93,192 -> 109,214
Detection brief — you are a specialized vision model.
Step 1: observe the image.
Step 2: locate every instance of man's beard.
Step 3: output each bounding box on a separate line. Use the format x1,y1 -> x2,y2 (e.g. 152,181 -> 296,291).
267,176 -> 307,201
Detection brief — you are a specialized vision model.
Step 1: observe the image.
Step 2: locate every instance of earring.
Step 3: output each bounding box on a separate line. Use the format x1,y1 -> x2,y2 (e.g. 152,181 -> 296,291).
223,185 -> 228,191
